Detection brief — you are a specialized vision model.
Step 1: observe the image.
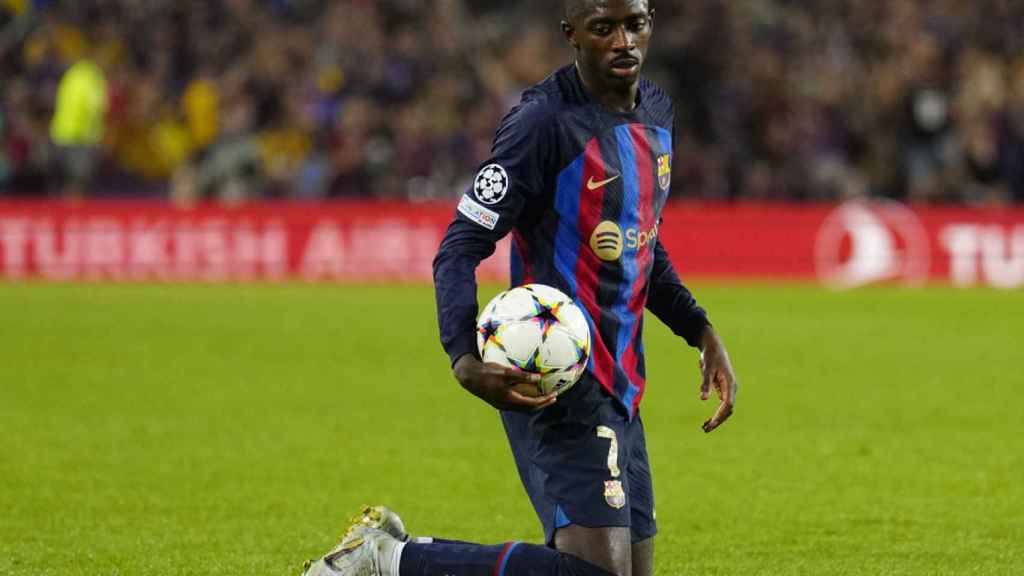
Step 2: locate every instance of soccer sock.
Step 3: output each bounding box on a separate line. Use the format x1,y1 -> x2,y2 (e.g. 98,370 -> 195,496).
410,536 -> 474,545
398,541 -> 616,576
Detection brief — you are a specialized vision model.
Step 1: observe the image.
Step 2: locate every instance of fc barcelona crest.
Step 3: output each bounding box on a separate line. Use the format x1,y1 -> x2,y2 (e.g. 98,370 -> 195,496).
657,154 -> 671,191
604,480 -> 626,509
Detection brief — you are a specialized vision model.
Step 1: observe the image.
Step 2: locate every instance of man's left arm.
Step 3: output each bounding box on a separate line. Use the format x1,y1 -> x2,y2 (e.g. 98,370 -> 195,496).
646,239 -> 738,433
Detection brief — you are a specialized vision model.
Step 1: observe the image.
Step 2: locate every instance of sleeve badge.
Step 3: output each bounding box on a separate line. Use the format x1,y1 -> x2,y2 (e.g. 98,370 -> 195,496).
458,194 -> 500,230
473,164 -> 509,205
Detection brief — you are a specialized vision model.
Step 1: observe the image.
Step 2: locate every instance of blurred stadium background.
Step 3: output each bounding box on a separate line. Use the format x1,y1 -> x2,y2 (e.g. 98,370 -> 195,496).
2,0 -> 1024,203
1,2 -> 1022,575
1,0 -> 1023,287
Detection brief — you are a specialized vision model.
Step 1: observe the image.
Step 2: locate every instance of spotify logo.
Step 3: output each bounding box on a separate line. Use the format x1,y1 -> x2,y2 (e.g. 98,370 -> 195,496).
590,221 -> 623,262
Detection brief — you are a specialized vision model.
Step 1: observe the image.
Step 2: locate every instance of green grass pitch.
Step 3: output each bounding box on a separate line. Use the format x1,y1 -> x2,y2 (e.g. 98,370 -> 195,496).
1,282 -> 1021,575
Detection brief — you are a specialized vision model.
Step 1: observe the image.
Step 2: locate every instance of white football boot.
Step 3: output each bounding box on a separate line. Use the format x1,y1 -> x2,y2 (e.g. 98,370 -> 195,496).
346,506 -> 408,542
301,526 -> 401,576
301,506 -> 408,576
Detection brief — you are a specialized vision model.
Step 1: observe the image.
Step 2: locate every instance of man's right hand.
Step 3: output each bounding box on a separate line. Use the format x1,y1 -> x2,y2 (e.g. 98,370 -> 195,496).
453,354 -> 556,412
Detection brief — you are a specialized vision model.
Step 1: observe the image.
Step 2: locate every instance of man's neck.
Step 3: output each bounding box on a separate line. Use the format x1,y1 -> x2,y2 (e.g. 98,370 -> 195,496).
575,62 -> 638,113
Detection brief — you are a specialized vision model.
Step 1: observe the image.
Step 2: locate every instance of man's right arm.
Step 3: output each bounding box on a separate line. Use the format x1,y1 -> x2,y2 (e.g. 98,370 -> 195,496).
433,214 -> 554,412
431,96 -> 557,410
432,218 -> 501,366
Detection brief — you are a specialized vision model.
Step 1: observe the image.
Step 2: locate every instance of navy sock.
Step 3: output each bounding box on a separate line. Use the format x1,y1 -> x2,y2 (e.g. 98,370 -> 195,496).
399,541 -> 615,576
412,537 -> 474,546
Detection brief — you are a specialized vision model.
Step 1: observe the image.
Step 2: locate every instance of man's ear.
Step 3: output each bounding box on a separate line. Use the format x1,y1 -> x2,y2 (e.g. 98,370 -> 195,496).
561,21 -> 579,50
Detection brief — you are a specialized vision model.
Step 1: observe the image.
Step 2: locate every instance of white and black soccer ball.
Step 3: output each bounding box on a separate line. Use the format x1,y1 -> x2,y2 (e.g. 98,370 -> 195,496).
473,164 -> 509,205
476,284 -> 591,397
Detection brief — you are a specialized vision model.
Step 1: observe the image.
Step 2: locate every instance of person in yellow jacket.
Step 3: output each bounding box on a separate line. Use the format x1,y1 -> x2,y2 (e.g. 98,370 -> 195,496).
50,58 -> 108,198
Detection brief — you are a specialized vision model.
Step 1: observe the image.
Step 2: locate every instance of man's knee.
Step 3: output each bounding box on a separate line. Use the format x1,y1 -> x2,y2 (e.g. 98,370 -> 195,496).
554,525 -> 632,576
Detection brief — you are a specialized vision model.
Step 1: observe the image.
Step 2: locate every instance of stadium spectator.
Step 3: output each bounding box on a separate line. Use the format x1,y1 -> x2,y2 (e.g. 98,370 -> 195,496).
1,0 -> 1022,203
49,54 -> 107,198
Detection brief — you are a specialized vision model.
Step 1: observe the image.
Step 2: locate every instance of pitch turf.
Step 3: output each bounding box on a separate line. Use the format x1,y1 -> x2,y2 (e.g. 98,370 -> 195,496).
0,283 -> 1020,575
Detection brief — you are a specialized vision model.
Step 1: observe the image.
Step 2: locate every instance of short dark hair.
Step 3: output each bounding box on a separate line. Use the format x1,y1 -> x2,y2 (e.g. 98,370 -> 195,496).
564,0 -> 650,23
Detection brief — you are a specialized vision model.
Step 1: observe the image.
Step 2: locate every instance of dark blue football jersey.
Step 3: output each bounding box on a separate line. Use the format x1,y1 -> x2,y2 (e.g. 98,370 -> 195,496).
434,64 -> 709,418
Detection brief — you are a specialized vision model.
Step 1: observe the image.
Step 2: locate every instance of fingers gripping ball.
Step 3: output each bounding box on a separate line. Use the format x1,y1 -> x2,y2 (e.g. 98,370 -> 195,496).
477,284 -> 591,397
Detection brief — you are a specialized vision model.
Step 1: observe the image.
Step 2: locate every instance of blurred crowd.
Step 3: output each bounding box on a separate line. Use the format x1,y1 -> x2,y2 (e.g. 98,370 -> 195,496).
1,0 -> 1023,204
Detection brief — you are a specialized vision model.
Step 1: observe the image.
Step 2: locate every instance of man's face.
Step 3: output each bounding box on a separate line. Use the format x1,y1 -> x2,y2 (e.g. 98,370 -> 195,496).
565,0 -> 653,89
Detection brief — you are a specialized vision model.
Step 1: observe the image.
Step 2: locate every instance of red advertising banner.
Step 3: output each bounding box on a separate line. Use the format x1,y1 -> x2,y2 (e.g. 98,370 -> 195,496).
0,200 -> 1021,288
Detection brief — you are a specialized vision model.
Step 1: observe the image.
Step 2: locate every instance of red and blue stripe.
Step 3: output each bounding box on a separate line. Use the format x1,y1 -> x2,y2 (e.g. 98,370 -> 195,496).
553,138 -> 616,387
493,542 -> 520,576
553,153 -> 585,295
611,125 -> 642,411
550,124 -> 670,417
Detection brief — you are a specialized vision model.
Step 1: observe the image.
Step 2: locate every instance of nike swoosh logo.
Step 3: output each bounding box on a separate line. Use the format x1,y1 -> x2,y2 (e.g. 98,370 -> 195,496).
586,175 -> 621,190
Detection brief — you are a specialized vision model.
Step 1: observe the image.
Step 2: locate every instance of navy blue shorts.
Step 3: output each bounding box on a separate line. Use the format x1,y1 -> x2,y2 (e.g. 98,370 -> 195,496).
500,376 -> 657,546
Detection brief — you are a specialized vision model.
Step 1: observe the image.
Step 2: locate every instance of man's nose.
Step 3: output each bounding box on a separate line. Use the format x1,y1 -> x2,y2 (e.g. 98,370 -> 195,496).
610,25 -> 634,51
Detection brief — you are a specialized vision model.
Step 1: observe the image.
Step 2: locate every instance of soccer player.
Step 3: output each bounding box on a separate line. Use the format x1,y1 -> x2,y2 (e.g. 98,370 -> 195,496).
303,0 -> 738,574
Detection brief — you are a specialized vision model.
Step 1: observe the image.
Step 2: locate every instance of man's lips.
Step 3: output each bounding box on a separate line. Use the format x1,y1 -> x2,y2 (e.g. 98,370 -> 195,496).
609,57 -> 640,77
610,57 -> 639,69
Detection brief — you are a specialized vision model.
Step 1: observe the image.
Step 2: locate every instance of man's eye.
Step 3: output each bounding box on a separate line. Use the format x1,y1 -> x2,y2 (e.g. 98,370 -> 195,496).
629,18 -> 648,31
592,24 -> 612,35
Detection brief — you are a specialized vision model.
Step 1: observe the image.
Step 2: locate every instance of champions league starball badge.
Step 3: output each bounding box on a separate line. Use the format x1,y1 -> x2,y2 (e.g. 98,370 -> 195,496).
473,164 -> 509,205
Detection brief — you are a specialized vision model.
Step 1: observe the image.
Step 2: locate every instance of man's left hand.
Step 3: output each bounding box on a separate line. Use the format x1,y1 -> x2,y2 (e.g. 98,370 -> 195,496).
698,325 -> 738,433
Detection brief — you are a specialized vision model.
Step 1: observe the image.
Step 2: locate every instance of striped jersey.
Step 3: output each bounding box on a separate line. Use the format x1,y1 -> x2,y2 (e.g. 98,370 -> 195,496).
433,64 -> 709,418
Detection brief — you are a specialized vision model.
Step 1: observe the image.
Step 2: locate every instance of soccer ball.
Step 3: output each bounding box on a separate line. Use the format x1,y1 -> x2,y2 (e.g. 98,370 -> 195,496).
476,284 -> 591,397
